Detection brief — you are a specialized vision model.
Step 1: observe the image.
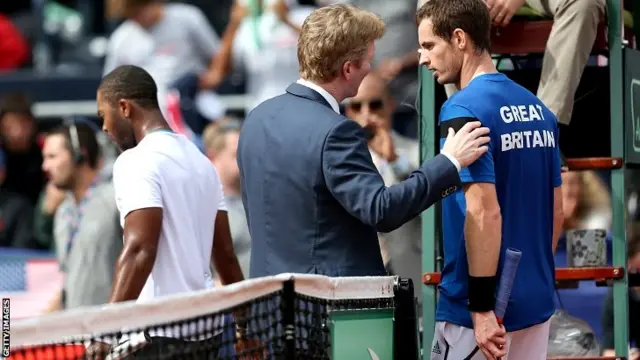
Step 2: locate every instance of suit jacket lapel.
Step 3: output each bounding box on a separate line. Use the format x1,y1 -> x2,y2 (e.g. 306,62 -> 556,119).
286,83 -> 333,110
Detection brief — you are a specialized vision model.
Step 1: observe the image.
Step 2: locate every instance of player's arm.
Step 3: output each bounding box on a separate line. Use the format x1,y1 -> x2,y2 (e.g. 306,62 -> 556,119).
464,182 -> 502,307
440,106 -> 500,310
452,109 -> 506,358
109,159 -> 163,303
552,186 -> 563,254
109,207 -> 162,303
212,210 -> 244,285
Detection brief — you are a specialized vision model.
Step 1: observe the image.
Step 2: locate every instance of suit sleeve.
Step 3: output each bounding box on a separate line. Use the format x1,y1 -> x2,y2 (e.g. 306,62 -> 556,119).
322,119 -> 460,233
440,104 -> 495,184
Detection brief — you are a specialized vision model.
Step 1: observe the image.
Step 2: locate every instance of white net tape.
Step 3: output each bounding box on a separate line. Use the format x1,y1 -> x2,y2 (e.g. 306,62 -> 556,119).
11,273 -> 396,348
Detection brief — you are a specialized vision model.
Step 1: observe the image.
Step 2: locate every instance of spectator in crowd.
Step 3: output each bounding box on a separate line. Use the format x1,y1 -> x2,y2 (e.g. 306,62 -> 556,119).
201,0 -> 315,112
103,0 -> 221,117
555,170 -> 612,339
319,0 -> 421,138
33,127 -> 116,252
41,123 -> 122,311
561,170 -> 612,232
0,148 -> 35,249
0,92 -> 46,206
417,0 -> 604,142
344,73 -> 422,305
203,117 -> 251,278
601,224 -> 640,359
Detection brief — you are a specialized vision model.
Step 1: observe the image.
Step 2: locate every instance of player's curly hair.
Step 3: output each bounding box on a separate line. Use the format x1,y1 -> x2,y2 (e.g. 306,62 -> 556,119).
98,65 -> 160,110
416,0 -> 491,54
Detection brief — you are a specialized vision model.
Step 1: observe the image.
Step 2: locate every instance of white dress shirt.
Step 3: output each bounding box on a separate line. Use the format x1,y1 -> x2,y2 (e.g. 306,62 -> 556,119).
296,79 -> 341,113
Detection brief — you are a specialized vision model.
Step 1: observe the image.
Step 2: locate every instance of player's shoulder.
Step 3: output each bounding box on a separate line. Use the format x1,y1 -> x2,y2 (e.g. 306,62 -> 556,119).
440,97 -> 477,122
113,146 -> 161,178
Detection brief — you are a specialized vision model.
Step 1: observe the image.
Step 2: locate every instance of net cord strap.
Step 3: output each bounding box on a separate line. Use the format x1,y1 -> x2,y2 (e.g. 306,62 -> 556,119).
11,273 -> 396,348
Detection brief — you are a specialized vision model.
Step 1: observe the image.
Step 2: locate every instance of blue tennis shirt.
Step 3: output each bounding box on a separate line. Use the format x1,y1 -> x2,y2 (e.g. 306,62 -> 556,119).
435,73 -> 562,332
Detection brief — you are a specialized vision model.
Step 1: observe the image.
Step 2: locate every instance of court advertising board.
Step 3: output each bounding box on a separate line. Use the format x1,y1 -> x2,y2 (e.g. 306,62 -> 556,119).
330,308 -> 394,360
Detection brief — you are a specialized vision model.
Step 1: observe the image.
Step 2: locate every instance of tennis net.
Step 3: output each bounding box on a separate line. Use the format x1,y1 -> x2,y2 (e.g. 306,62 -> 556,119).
8,273 -> 416,360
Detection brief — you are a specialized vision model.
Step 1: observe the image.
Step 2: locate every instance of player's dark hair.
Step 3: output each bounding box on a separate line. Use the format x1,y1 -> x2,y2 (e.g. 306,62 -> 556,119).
416,0 -> 491,54
47,123 -> 101,169
0,92 -> 34,121
98,65 -> 160,110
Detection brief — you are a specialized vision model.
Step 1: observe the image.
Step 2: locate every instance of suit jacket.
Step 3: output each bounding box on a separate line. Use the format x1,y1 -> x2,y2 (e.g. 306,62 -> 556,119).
237,82 -> 460,278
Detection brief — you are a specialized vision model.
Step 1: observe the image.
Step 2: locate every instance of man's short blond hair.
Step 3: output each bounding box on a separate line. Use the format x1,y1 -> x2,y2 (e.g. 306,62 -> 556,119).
202,117 -> 242,156
297,4 -> 385,83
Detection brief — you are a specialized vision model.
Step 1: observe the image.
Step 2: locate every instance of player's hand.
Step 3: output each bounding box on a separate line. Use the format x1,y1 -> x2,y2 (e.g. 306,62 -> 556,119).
364,114 -> 397,163
483,0 -> 525,27
85,341 -> 111,360
471,311 -> 507,360
441,121 -> 490,168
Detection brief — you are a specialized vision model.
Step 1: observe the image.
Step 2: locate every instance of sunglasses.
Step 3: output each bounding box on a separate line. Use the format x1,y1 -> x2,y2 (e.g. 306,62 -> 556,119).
347,99 -> 384,112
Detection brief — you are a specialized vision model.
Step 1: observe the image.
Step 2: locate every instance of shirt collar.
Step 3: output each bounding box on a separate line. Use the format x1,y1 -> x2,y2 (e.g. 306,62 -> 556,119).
296,79 -> 341,114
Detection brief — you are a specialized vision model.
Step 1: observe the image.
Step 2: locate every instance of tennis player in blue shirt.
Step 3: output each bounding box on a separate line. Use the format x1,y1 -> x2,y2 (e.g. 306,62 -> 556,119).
416,0 -> 564,359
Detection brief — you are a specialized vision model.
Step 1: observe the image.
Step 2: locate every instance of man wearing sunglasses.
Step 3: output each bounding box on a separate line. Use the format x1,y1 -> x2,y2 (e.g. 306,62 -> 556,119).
345,73 -> 424,309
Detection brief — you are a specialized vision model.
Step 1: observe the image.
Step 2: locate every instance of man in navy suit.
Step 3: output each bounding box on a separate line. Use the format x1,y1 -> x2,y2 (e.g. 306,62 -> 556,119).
238,3 -> 490,279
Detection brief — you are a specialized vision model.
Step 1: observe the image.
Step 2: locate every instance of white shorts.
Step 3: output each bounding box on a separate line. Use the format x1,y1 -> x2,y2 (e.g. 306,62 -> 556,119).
430,319 -> 551,360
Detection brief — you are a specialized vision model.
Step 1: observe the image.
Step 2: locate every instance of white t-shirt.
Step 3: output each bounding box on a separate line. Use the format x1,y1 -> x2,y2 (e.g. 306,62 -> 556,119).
104,4 -> 221,118
112,130 -> 226,303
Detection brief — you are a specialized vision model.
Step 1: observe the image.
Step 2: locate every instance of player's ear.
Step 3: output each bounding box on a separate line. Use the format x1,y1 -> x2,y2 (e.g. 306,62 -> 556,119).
342,60 -> 354,81
452,28 -> 466,50
118,99 -> 131,119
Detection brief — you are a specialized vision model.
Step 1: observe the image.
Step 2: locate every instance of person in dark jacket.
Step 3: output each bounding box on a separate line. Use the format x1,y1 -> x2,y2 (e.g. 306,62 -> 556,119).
0,148 -> 35,248
0,92 -> 46,206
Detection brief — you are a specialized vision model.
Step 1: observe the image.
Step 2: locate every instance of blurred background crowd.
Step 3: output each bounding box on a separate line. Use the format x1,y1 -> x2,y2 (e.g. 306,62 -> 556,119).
0,0 -> 637,357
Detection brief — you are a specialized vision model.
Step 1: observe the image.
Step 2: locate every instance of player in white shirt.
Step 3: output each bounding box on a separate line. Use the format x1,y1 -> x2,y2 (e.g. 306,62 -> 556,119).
90,65 -> 247,358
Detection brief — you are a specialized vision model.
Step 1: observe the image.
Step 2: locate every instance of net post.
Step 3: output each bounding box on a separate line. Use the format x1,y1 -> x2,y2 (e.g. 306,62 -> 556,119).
282,279 -> 296,360
393,277 -> 420,360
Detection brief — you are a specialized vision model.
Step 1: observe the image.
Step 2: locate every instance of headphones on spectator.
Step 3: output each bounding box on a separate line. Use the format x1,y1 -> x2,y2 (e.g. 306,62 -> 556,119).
66,120 -> 85,165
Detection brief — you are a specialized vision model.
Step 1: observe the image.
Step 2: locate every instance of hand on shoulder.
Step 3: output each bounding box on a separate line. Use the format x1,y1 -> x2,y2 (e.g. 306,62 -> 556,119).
441,121 -> 490,168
